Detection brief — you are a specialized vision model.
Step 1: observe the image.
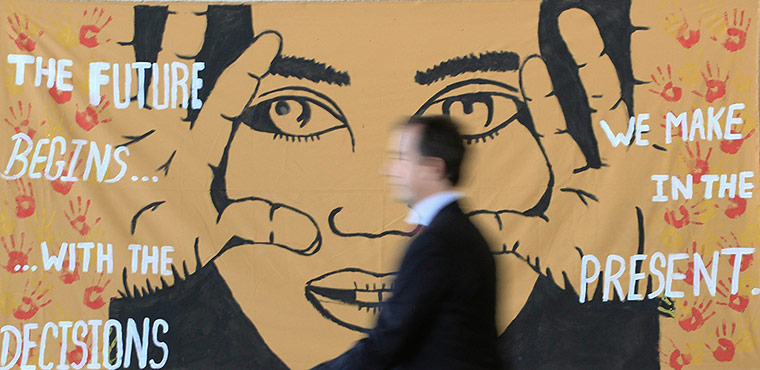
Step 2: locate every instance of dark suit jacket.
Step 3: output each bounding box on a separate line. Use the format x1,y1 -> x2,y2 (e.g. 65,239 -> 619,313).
313,201 -> 500,370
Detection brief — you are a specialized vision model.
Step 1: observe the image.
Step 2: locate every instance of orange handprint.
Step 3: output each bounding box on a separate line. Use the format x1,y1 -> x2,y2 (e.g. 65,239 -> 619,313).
83,272 -> 110,310
4,100 -> 43,139
11,178 -> 35,218
13,279 -> 52,320
649,64 -> 683,102
676,242 -> 710,287
79,7 -> 112,48
720,125 -> 754,155
0,233 -> 31,273
6,12 -> 43,52
666,339 -> 692,370
720,233 -> 752,271
48,81 -> 73,104
677,297 -> 715,332
692,61 -> 728,103
75,96 -> 112,131
664,200 -> 706,229
59,257 -> 80,284
666,9 -> 701,49
64,196 -> 101,236
715,278 -> 749,313
711,9 -> 751,52
705,321 -> 740,362
682,142 -> 711,184
50,152 -> 82,195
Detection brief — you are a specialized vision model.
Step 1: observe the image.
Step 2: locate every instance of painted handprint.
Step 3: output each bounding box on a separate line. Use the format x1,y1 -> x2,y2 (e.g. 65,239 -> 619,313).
665,9 -> 700,49
49,81 -> 73,104
1,233 -> 31,273
50,152 -> 82,195
711,9 -> 751,52
677,297 -> 715,332
64,196 -> 101,236
720,125 -> 754,155
11,179 -> 35,218
75,96 -> 112,131
59,257 -> 80,284
676,242 -> 710,286
665,339 -> 692,370
715,278 -> 749,313
13,279 -> 52,320
79,7 -> 112,48
83,272 -> 110,309
664,200 -> 706,229
692,61 -> 728,103
649,64 -> 683,102
7,12 -> 43,52
720,233 -> 753,271
4,100 -> 43,139
682,142 -> 711,184
705,321 -> 740,362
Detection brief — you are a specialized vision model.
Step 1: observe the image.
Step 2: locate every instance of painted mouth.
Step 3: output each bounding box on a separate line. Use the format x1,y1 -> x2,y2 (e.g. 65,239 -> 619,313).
305,268 -> 397,333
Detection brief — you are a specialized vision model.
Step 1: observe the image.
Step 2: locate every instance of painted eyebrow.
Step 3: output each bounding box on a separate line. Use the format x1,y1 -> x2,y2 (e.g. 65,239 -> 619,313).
415,51 -> 520,85
269,54 -> 351,86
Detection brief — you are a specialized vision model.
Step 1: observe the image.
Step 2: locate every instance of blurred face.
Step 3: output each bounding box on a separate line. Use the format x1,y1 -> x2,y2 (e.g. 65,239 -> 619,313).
385,125 -> 434,206
172,2 -> 551,368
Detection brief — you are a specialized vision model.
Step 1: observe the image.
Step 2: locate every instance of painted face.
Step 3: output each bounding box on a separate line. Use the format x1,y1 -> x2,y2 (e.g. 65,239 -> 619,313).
162,3 -> 551,368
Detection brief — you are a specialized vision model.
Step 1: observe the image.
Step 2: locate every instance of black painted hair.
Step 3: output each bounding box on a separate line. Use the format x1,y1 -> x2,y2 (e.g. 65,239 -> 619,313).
406,115 -> 466,186
123,5 -> 255,128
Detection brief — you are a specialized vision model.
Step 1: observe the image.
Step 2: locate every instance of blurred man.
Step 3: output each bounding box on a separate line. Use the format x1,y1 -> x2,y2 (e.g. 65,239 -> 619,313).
312,115 -> 499,370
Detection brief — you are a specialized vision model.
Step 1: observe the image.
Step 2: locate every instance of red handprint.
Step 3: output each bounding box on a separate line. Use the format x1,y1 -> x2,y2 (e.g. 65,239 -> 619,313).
720,233 -> 753,271
59,258 -> 80,284
83,272 -> 110,310
13,280 -> 51,320
66,332 -> 91,366
664,201 -> 705,229
4,100 -> 43,139
64,196 -> 101,236
666,340 -> 692,370
1,233 -> 31,273
692,61 -> 728,103
720,126 -> 754,154
50,152 -> 82,195
677,298 -> 715,332
711,9 -> 751,52
723,197 -> 746,219
6,12 -> 43,52
79,8 -> 112,48
49,81 -> 73,104
75,96 -> 112,131
682,142 -> 711,184
649,64 -> 683,102
11,179 -> 35,218
666,9 -> 701,49
715,278 -> 749,313
705,321 -> 740,362
676,242 -> 710,286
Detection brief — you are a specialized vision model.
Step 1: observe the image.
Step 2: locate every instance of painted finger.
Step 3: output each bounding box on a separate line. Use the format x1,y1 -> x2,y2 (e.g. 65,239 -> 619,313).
520,54 -> 586,186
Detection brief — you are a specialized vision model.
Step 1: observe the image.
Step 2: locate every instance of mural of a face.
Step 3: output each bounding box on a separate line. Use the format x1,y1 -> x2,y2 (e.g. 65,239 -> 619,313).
178,3 -> 551,367
117,1 -> 659,369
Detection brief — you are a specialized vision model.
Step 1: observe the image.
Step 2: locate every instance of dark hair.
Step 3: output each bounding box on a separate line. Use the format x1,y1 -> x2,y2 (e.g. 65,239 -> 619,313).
406,115 -> 466,186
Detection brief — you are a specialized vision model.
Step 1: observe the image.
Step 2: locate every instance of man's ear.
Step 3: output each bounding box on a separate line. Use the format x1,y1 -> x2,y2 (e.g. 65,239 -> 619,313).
422,157 -> 447,181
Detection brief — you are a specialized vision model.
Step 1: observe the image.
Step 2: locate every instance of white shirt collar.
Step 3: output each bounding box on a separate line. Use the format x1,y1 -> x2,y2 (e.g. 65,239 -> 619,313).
405,191 -> 463,226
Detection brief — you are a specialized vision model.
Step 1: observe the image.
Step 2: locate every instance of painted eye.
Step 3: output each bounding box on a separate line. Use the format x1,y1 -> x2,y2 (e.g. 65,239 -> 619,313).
237,86 -> 354,149
414,78 -> 531,144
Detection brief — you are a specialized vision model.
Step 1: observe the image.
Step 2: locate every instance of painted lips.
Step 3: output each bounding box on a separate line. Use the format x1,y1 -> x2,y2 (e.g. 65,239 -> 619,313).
305,268 -> 397,333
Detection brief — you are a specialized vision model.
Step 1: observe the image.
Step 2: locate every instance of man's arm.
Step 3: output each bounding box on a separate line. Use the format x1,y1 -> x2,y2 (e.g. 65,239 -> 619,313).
312,232 -> 451,370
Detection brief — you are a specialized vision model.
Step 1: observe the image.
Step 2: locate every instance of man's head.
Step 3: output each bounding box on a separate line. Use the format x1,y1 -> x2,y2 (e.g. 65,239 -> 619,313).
387,115 -> 466,206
